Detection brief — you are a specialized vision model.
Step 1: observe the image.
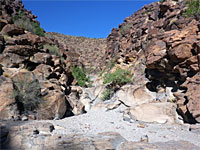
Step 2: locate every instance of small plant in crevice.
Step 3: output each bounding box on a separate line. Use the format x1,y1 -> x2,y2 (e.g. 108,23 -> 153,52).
12,10 -> 45,36
71,66 -> 91,87
11,74 -> 42,114
101,89 -> 111,101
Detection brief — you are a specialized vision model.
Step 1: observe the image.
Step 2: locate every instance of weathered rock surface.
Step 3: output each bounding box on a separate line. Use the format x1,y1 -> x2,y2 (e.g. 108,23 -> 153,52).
0,24 -> 24,36
116,84 -> 156,107
106,0 -> 200,123
127,102 -> 181,124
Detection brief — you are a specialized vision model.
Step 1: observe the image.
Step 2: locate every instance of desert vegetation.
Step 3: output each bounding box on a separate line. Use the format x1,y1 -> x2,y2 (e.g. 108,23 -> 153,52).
101,68 -> 132,100
185,0 -> 200,17
11,74 -> 42,114
12,11 -> 45,36
71,66 -> 91,87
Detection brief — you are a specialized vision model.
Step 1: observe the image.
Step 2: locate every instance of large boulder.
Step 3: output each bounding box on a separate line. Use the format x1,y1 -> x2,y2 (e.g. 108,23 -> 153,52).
0,53 -> 28,68
4,45 -> 37,57
0,24 -> 24,36
116,84 -> 156,107
127,102 -> 181,124
37,90 -> 67,120
14,32 -> 41,46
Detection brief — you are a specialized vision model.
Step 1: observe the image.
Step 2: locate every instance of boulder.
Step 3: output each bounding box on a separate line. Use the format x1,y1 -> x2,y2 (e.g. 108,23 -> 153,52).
37,90 -> 67,120
32,52 -> 52,65
168,43 -> 193,63
4,122 -> 126,150
4,45 -> 37,57
127,102 -> 181,124
33,64 -> 53,80
0,24 -> 24,36
0,53 -> 28,68
116,84 -> 156,107
14,33 -> 41,46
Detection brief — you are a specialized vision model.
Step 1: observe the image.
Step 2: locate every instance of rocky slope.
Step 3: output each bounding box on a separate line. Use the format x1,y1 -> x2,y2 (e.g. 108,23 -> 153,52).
1,0 -> 200,149
46,32 -> 107,71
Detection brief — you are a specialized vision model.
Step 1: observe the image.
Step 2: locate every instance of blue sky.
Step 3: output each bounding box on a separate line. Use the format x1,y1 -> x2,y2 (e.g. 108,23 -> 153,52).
22,1 -> 157,38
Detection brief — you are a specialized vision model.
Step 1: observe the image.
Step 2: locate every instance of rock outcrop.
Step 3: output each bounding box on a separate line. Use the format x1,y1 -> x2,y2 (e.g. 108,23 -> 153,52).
105,0 -> 200,123
0,0 -> 74,120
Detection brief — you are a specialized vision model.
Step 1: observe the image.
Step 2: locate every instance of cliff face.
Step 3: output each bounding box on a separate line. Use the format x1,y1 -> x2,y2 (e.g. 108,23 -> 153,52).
0,0 -> 76,120
106,0 -> 200,123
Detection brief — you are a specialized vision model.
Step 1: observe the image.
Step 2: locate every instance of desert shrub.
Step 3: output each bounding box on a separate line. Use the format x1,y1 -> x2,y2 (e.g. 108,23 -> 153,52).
101,89 -> 111,101
101,68 -> 132,101
44,44 -> 61,57
71,66 -> 90,87
103,68 -> 132,86
185,0 -> 200,17
43,44 -> 64,62
12,74 -> 42,113
12,11 -> 45,36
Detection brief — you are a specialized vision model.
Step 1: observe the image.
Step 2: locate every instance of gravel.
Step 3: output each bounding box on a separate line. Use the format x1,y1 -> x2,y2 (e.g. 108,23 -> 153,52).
45,105 -> 200,147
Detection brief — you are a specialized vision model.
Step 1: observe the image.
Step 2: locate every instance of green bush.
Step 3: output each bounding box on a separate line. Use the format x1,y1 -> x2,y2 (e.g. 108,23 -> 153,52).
12,74 -> 42,113
101,89 -> 111,101
103,68 -> 132,86
71,66 -> 90,87
185,0 -> 200,17
101,68 -> 132,101
12,11 -> 45,36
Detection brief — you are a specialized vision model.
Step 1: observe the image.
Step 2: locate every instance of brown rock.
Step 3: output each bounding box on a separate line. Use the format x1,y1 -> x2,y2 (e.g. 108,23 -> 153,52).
37,90 -> 67,119
4,45 -> 37,56
0,53 -> 28,68
33,64 -> 53,80
0,24 -> 24,36
0,77 -> 17,119
168,43 -> 192,63
14,33 -> 41,46
67,90 -> 85,115
184,73 -> 200,123
146,40 -> 167,69
32,52 -> 52,64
